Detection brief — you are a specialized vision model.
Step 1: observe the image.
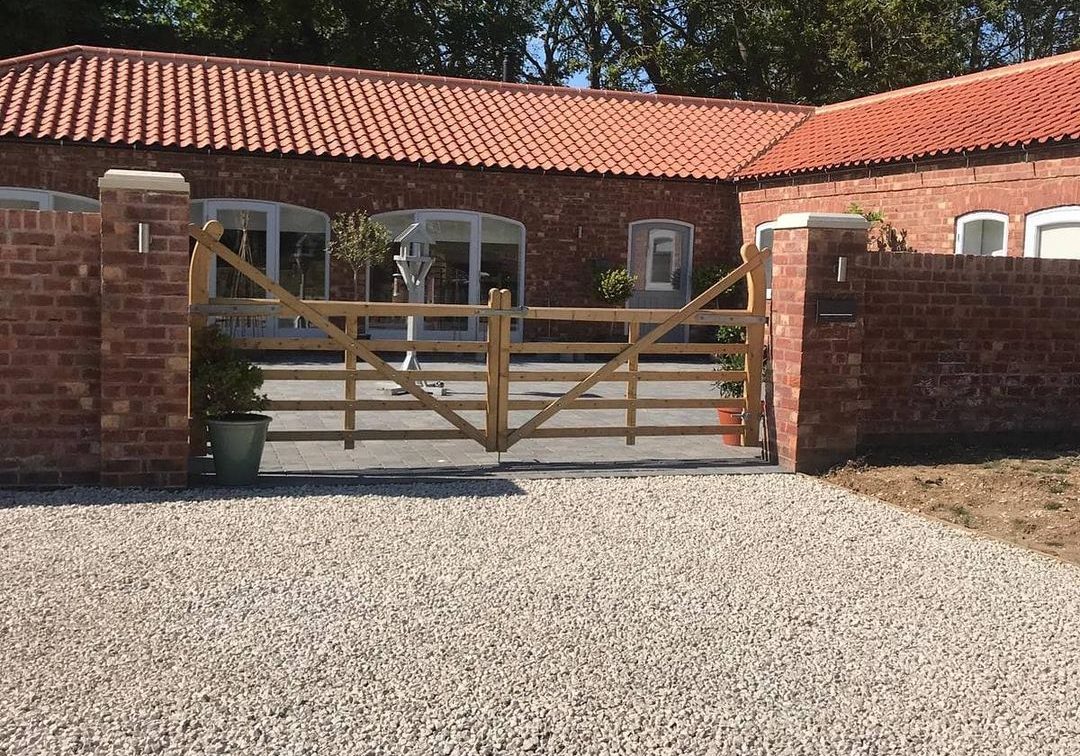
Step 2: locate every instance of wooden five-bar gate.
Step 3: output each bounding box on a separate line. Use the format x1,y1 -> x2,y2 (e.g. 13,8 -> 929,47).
189,221 -> 769,454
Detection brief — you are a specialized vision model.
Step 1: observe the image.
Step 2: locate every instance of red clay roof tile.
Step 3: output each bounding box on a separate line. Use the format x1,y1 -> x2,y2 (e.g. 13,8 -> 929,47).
0,45 -> 809,180
738,51 -> 1080,179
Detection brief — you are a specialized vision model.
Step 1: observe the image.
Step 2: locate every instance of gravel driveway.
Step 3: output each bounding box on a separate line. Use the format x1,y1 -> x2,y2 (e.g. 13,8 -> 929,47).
2,475 -> 1079,755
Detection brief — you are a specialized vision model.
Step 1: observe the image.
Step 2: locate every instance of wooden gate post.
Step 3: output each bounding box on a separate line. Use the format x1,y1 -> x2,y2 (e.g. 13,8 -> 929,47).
188,220 -> 220,456
626,322 -> 640,445
495,289 -> 512,452
344,316 -> 358,449
484,288 -> 503,452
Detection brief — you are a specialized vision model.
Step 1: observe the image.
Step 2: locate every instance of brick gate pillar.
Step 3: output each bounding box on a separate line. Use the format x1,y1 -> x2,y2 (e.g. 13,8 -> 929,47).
98,170 -> 191,487
769,213 -> 869,473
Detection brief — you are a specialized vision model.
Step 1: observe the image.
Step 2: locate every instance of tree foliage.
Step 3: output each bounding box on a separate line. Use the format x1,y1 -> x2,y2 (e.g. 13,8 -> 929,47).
327,210 -> 392,299
191,326 -> 268,419
594,266 -> 637,305
1,0 -> 1076,104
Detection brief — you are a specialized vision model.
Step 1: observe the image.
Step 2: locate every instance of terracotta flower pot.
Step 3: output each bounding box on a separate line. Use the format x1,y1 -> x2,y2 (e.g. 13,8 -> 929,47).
716,407 -> 744,446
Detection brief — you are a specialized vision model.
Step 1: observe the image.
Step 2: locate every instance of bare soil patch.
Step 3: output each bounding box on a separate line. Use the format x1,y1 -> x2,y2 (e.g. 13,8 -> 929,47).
826,440 -> 1080,565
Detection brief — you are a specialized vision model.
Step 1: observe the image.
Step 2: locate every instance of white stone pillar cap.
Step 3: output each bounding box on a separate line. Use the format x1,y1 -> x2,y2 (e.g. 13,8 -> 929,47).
98,169 -> 190,193
772,212 -> 869,230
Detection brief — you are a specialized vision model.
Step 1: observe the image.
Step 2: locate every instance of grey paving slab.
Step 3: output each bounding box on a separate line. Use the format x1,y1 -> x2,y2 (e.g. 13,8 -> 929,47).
195,356 -> 775,484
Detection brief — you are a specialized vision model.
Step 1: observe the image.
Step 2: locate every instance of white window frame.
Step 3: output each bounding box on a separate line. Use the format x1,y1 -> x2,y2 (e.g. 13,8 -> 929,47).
755,221 -> 776,299
0,187 -> 99,211
645,228 -> 678,291
955,211 -> 1008,256
1024,205 -> 1080,258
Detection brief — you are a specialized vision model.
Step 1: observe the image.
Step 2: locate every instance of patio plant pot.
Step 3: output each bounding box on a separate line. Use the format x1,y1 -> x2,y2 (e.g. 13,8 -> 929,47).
207,414 -> 272,486
716,408 -> 744,446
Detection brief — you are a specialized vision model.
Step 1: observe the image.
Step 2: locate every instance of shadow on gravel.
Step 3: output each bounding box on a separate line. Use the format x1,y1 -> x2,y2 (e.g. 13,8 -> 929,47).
211,456 -> 777,487
0,478 -> 529,509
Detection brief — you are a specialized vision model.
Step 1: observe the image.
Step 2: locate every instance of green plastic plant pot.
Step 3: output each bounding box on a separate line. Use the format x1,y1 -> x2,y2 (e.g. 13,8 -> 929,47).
207,414 -> 271,486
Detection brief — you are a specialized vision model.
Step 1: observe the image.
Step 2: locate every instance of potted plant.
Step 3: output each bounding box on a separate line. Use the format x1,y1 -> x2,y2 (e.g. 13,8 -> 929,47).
713,325 -> 747,445
594,265 -> 637,339
847,203 -> 915,252
192,326 -> 270,486
327,210 -> 392,300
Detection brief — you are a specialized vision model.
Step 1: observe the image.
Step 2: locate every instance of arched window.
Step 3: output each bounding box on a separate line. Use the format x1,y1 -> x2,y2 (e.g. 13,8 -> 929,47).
955,211 -> 1007,256
1024,206 -> 1080,259
0,187 -> 99,212
191,200 -> 330,336
369,210 -> 526,340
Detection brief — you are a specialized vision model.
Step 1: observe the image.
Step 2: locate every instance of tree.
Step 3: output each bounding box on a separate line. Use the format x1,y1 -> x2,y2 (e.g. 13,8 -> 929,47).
1,0 -> 1077,107
327,211 -> 392,300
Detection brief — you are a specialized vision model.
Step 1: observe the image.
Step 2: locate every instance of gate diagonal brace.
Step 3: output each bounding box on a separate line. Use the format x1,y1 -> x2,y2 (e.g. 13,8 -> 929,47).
189,222 -> 487,446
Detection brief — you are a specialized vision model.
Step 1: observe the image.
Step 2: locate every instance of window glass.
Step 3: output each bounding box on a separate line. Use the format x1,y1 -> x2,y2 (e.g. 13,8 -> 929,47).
368,210 -> 525,337
424,218 -> 472,333
52,194 -> 99,212
480,217 -> 523,306
279,205 -> 328,301
0,188 -> 98,211
1038,224 -> 1080,259
647,231 -> 675,289
0,196 -> 43,209
215,208 -> 269,300
958,215 -> 1006,256
1025,206 -> 1080,258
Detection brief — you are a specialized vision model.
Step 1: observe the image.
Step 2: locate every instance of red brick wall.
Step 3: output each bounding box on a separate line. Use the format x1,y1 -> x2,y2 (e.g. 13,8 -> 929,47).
0,210 -> 102,485
0,141 -> 742,336
856,252 -> 1080,443
738,144 -> 1080,254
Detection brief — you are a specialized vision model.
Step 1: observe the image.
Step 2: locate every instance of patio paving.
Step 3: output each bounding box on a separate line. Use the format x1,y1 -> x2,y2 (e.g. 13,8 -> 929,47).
205,356 -> 771,482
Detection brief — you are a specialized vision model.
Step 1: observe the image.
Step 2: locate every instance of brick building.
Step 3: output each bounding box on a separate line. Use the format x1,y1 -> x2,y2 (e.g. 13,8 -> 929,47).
2,45 -> 1080,481
2,46 -> 1076,345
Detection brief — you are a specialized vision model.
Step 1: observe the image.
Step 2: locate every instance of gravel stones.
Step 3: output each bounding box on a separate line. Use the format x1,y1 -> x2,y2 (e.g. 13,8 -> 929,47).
1,474 -> 1079,754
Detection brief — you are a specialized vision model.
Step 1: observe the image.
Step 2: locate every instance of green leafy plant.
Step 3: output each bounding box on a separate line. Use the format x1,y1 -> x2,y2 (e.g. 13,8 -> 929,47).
847,203 -> 914,252
327,210 -> 392,299
191,326 -> 268,419
712,325 -> 747,398
594,267 -> 637,306
692,263 -> 747,308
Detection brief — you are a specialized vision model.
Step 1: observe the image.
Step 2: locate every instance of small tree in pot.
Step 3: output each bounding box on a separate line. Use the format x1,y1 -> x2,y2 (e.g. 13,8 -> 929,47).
192,326 -> 270,485
327,210 -> 392,301
594,266 -> 637,339
713,325 -> 747,445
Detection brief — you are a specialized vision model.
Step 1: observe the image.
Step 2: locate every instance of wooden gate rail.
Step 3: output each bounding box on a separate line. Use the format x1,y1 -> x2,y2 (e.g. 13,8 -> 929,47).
189,221 -> 489,447
189,220 -> 769,454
